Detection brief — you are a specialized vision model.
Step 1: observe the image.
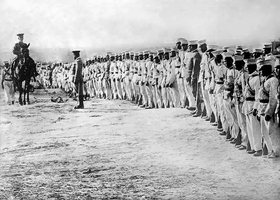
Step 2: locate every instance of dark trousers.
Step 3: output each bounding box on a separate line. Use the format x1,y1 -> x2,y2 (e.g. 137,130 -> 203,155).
75,81 -> 84,106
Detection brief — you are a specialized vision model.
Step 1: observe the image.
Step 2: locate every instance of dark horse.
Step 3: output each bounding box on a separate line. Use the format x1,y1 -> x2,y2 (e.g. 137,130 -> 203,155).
12,47 -> 36,105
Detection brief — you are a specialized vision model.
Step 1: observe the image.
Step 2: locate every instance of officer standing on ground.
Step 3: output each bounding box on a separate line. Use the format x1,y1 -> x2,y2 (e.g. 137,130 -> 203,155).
72,50 -> 84,109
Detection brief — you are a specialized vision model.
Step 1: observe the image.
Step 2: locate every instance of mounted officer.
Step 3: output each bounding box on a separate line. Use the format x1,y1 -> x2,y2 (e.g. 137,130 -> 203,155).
12,33 -> 38,77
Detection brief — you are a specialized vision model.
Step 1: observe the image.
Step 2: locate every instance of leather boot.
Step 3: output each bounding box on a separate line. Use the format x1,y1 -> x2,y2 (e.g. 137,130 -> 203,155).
74,96 -> 84,109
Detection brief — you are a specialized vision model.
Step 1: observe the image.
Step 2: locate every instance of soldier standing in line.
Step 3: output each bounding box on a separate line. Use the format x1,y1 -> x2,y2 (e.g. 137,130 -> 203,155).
145,51 -> 155,109
211,50 -> 229,135
110,54 -> 117,100
184,40 -> 199,111
195,40 -> 208,117
72,50 -> 84,109
204,45 -> 218,123
167,47 -> 180,108
176,38 -> 187,108
257,59 -> 279,157
242,58 -> 263,154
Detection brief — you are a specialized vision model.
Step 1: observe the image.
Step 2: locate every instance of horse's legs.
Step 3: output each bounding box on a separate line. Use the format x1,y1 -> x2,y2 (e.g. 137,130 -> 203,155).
26,81 -> 30,104
18,82 -> 23,105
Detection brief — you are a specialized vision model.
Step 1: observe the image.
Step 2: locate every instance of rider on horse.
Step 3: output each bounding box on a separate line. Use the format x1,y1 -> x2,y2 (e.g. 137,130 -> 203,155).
12,33 -> 39,77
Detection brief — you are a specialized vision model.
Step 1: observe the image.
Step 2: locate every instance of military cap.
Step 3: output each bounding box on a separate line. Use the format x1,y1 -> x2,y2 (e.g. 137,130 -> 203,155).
188,40 -> 198,45
242,48 -> 249,53
176,38 -> 184,43
212,49 -> 223,57
138,51 -> 143,55
130,52 -> 135,56
162,47 -> 171,53
206,45 -> 218,52
157,49 -> 163,54
259,59 -> 273,70
236,45 -> 243,50
234,55 -> 244,61
17,33 -> 24,37
197,39 -> 206,46
134,52 -> 139,56
3,61 -> 9,65
180,38 -> 188,45
253,48 -> 263,53
263,43 -> 272,49
235,49 -> 243,55
72,50 -> 80,54
171,47 -> 178,52
223,46 -> 230,51
247,58 -> 256,65
223,51 -> 233,58
143,50 -> 150,55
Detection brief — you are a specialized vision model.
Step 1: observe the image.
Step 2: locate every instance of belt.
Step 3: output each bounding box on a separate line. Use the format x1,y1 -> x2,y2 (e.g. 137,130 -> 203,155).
175,66 -> 180,68
260,99 -> 269,103
138,74 -> 142,76
4,79 -> 13,81
245,97 -> 255,101
216,81 -> 224,84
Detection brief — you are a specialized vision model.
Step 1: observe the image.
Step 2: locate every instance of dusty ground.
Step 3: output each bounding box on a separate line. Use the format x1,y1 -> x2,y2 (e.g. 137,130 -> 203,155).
0,88 -> 280,200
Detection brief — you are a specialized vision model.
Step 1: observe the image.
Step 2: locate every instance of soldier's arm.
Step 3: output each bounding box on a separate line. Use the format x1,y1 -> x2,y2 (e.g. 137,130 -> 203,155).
13,43 -> 21,55
186,57 -> 194,82
265,78 -> 279,116
253,77 -> 261,110
192,53 -> 201,80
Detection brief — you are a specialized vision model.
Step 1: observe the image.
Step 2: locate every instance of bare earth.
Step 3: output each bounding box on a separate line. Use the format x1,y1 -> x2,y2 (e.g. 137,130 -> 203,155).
0,89 -> 280,200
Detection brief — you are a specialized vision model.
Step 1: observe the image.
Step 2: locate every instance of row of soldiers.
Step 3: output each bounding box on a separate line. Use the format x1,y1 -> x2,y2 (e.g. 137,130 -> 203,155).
11,38 -> 279,158
71,39 -> 279,158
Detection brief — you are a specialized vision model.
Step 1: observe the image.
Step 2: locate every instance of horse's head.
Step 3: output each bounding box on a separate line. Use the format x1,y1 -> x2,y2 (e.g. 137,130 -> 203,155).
22,48 -> 30,58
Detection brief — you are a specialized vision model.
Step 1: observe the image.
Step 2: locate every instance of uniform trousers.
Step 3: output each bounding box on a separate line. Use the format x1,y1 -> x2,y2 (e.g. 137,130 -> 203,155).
3,80 -> 15,104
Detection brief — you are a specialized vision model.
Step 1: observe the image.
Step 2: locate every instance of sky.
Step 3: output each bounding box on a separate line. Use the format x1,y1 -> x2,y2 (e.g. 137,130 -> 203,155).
0,0 -> 280,62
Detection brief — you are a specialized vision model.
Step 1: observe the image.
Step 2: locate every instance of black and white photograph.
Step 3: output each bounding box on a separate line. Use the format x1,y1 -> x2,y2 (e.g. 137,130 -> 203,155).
0,0 -> 280,199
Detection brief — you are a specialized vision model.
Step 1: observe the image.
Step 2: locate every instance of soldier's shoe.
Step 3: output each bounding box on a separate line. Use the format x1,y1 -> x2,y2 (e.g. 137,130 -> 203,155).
226,137 -> 234,142
204,116 -> 210,121
219,131 -> 226,136
210,122 -> 217,126
238,145 -> 246,150
74,105 -> 84,109
230,139 -> 236,144
253,150 -> 262,157
139,105 -> 145,108
191,110 -> 197,115
217,128 -> 223,132
247,150 -> 256,154
268,151 -> 278,158
187,106 -> 196,111
192,112 -> 201,117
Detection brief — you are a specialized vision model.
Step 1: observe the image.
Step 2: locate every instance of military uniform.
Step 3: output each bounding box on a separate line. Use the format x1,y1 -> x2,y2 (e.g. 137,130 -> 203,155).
257,60 -> 279,157
242,68 -> 262,153
72,50 -> 84,109
1,62 -> 15,105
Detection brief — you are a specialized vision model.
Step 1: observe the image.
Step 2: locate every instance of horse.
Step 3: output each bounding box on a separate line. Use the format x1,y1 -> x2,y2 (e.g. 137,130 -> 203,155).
12,48 -> 36,105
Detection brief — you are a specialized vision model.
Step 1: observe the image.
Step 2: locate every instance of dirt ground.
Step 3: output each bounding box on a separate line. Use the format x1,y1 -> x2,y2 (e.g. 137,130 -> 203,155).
0,89 -> 280,200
